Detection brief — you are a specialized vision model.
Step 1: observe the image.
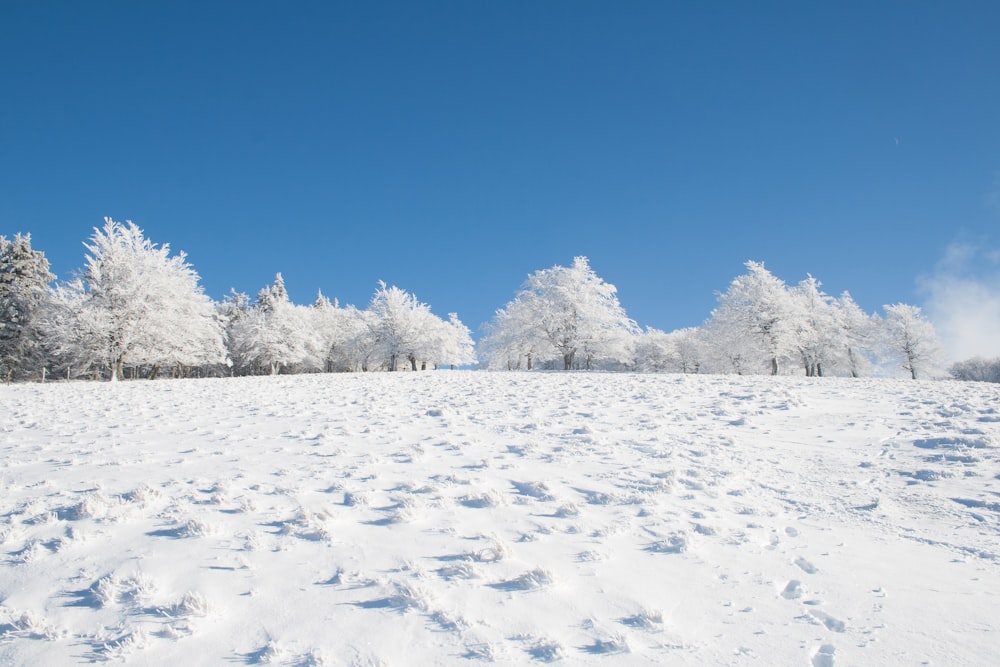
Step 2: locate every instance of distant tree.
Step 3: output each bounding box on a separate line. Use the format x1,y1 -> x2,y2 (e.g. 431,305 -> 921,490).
216,289 -> 253,375
709,261 -> 795,375
789,275 -> 842,377
702,310 -> 761,375
312,290 -> 350,372
672,327 -> 707,374
950,356 -> 1000,383
478,297 -> 547,370
433,312 -> 477,369
481,257 -> 637,370
0,233 -> 55,381
362,282 -> 474,371
881,303 -> 944,380
45,219 -> 225,380
633,327 -> 676,373
365,282 -> 433,371
835,292 -> 878,378
231,274 -> 321,375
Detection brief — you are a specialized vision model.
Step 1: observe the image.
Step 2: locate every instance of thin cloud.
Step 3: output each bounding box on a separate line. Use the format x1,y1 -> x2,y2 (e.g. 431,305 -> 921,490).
920,240 -> 1000,362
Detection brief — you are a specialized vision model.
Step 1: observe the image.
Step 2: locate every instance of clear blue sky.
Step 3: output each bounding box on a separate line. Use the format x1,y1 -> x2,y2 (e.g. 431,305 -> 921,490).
3,1 -> 999,357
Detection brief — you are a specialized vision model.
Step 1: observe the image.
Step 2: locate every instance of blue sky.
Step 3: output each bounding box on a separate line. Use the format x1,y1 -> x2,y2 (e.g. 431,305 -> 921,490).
3,1 -> 999,359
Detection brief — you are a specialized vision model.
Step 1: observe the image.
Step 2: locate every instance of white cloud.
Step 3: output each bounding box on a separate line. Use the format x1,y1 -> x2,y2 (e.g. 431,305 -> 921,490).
920,241 -> 1000,362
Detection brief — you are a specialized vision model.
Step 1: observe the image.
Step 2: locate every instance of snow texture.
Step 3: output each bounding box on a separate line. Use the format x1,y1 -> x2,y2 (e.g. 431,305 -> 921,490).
1,372 -> 998,664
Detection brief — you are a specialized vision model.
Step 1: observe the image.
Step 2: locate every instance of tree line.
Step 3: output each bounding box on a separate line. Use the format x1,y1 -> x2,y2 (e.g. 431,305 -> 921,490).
0,219 -> 986,383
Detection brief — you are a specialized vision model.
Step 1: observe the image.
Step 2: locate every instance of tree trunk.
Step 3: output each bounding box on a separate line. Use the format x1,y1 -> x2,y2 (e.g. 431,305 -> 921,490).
149,365 -> 160,380
770,357 -> 778,376
563,351 -> 574,370
848,348 -> 859,378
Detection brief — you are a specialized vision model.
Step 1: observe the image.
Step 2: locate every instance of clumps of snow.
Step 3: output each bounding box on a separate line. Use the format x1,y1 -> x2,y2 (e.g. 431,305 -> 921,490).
59,491 -> 120,522
511,480 -> 555,501
472,535 -> 511,563
647,534 -> 689,554
158,591 -> 209,619
459,489 -> 506,508
620,607 -> 665,631
90,572 -> 157,608
0,605 -> 62,641
91,626 -> 149,662
10,538 -> 53,563
491,566 -> 555,592
343,490 -> 369,507
121,483 -> 162,505
278,508 -> 335,541
554,502 -> 580,518
582,632 -> 630,654
523,637 -> 566,662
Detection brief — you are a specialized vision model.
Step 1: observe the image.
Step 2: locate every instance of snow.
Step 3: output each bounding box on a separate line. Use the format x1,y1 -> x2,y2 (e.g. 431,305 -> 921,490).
1,372 -> 998,665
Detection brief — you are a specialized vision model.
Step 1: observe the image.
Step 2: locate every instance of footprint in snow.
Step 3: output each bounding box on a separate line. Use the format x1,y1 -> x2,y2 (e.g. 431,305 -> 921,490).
794,557 -> 818,574
780,580 -> 803,599
811,643 -> 836,667
809,610 -> 846,633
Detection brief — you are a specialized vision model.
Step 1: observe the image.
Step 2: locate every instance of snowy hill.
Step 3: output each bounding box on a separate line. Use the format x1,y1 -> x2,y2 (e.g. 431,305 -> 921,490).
1,373 -> 998,665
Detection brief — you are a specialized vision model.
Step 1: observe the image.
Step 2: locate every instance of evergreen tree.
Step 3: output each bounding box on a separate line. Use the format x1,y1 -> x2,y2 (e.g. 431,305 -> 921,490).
0,233 -> 55,381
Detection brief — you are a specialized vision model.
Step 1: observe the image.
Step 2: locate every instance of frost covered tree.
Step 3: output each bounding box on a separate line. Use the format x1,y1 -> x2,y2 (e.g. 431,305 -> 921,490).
789,275 -> 844,377
708,261 -> 794,375
432,313 -> 478,369
950,357 -> 1000,383
478,297 -> 547,370
881,303 -> 944,380
634,327 -> 706,374
480,257 -> 637,370
366,282 -> 433,371
216,289 -> 253,375
0,233 -> 55,381
229,274 -> 322,375
634,328 -> 677,373
836,292 -> 877,378
364,282 -> 474,371
45,219 -> 225,380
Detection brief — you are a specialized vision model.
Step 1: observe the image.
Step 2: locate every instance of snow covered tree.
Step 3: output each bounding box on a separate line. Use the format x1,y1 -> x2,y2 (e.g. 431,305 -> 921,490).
478,297 -> 547,370
429,313 -> 477,369
881,303 -> 944,380
633,326 -> 707,374
0,233 -> 55,381
634,328 -> 677,373
950,356 -> 1000,383
708,261 -> 795,375
789,275 -> 844,377
45,218 -> 226,381
230,274 -> 322,375
480,257 -> 637,370
216,289 -> 253,375
365,282 -> 432,371
836,292 -> 878,378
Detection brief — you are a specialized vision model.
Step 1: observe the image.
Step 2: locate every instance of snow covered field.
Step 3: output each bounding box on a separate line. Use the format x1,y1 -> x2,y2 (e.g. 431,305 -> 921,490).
1,373 -> 998,666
